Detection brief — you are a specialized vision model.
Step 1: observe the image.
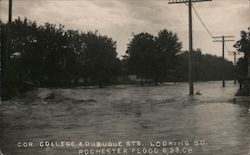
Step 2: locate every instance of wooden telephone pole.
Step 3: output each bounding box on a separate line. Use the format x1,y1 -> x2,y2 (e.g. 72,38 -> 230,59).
169,0 -> 212,95
213,35 -> 234,87
2,0 -> 12,95
9,0 -> 12,22
7,0 -> 12,66
228,51 -> 241,84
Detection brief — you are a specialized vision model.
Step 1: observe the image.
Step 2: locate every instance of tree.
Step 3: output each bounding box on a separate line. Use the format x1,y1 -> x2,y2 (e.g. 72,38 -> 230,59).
234,28 -> 250,79
126,32 -> 157,85
82,31 -> 119,87
234,28 -> 250,57
126,30 -> 182,85
234,27 -> 250,95
155,29 -> 182,82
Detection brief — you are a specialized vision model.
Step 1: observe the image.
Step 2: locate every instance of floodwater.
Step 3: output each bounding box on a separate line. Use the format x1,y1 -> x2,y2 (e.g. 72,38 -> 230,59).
0,81 -> 249,155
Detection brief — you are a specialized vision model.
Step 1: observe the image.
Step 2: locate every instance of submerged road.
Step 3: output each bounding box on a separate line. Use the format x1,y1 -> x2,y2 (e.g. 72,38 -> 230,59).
0,81 -> 249,155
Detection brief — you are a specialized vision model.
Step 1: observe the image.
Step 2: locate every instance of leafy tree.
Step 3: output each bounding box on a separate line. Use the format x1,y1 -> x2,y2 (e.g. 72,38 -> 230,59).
155,29 -> 182,82
234,27 -> 250,94
126,30 -> 182,85
234,28 -> 250,57
126,32 -> 157,85
82,31 -> 119,87
234,28 -> 250,79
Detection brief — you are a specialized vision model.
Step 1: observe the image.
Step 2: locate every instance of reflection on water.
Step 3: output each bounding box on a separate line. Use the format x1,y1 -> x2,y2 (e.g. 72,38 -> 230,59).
0,81 -> 249,155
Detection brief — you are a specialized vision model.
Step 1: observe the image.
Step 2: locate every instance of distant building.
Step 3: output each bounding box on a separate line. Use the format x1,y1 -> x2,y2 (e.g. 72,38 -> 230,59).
128,75 -> 141,82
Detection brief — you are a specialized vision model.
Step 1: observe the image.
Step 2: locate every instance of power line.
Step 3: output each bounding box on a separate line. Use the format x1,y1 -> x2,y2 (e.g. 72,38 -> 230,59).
225,43 -> 230,52
192,5 -> 236,58
192,5 -> 214,38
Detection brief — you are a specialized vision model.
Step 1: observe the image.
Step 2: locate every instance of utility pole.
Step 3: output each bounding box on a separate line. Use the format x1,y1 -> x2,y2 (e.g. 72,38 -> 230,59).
9,0 -> 12,22
2,0 -> 12,97
228,51 -> 241,84
213,35 -> 234,87
169,0 -> 212,95
7,0 -> 12,68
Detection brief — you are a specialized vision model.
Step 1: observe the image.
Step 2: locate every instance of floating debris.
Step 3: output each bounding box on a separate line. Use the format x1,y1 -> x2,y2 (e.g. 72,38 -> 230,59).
195,90 -> 202,95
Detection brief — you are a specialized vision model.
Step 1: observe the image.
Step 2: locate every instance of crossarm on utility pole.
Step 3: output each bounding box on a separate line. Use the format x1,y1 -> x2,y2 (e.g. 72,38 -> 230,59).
213,40 -> 235,42
169,0 -> 212,4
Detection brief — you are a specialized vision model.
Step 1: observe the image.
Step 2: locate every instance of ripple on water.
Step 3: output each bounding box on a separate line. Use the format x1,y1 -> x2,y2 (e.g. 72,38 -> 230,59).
0,82 -> 249,155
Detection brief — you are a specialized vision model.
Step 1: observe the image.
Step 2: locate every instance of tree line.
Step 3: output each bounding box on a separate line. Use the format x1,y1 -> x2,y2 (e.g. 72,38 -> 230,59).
1,18 -> 120,88
0,18 -> 235,99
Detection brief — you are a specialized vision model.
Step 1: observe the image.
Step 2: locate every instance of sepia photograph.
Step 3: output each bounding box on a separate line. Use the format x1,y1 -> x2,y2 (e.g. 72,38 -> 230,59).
0,0 -> 250,154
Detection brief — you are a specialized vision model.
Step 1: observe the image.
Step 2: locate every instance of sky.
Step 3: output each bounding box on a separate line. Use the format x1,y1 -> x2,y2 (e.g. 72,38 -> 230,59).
0,0 -> 249,62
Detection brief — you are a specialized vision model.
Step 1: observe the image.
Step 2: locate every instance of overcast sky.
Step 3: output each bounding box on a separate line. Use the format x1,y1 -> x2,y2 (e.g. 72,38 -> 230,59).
0,0 -> 249,61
